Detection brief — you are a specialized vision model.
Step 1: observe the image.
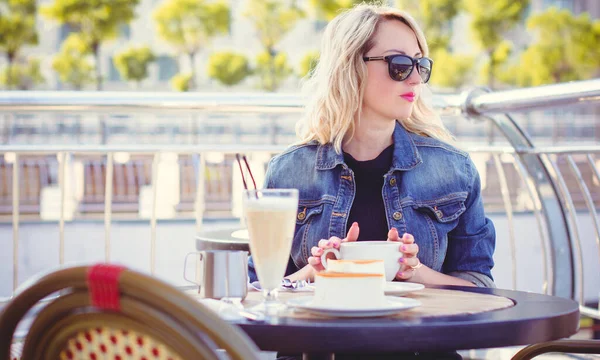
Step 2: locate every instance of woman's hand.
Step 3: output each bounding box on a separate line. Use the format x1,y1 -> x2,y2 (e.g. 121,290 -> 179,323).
307,222 -> 360,272
387,228 -> 420,281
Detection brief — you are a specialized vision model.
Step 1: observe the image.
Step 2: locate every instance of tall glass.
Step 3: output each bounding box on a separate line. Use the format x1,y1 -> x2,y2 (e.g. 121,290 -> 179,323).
243,188 -> 298,313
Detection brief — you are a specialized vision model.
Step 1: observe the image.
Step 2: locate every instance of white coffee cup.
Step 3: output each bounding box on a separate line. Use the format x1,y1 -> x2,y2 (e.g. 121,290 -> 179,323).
321,241 -> 402,281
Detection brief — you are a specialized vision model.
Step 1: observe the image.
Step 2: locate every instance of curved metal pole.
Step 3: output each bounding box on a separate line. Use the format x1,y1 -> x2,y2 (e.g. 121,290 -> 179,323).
512,156 -> 552,294
546,155 -> 584,305
585,154 -> 600,265
492,154 -> 517,290
464,88 -> 573,298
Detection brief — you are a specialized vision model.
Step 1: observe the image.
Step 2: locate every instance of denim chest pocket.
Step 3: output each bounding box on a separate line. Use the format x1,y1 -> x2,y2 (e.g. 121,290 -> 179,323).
292,202 -> 326,268
404,192 -> 468,271
412,192 -> 468,223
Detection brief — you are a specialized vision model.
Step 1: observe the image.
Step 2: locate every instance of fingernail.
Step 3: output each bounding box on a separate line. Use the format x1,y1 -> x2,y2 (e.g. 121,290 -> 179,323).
333,241 -> 339,248
399,258 -> 405,263
398,272 -> 404,277
402,245 -> 407,251
326,240 -> 331,246
353,222 -> 358,227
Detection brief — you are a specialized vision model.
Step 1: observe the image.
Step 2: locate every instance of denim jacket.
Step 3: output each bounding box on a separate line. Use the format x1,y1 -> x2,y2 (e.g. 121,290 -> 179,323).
249,121 -> 496,287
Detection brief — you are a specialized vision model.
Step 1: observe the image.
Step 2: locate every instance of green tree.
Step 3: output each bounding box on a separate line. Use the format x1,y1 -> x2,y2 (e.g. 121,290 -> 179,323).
244,0 -> 303,91
510,7 -> 600,86
171,72 -> 193,92
299,51 -> 319,78
0,58 -> 44,90
113,46 -> 156,88
42,0 -> 140,90
0,0 -> 38,89
430,49 -> 474,90
396,0 -> 460,54
207,51 -> 251,86
52,33 -> 95,90
309,0 -> 380,21
153,0 -> 229,90
396,0 -> 471,89
463,0 -> 529,89
255,51 -> 293,92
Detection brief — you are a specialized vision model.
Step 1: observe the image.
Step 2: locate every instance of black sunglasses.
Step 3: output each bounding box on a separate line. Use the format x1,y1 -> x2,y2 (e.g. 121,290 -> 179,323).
363,54 -> 433,83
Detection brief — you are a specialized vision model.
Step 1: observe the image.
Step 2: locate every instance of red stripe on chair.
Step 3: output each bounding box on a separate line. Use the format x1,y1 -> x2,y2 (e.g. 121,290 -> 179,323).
87,264 -> 126,311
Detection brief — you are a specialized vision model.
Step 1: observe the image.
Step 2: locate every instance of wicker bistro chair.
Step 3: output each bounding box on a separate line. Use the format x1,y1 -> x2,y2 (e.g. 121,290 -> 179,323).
0,264 -> 261,360
511,339 -> 600,360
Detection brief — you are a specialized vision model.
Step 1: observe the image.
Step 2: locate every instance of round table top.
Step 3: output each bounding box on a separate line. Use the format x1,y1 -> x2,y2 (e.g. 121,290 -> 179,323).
195,227 -> 250,252
233,285 -> 580,354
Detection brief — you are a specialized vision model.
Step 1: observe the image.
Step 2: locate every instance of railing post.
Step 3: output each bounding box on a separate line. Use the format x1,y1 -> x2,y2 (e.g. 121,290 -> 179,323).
104,153 -> 114,263
194,153 -> 206,233
11,153 -> 19,291
58,152 -> 67,266
150,152 -> 159,275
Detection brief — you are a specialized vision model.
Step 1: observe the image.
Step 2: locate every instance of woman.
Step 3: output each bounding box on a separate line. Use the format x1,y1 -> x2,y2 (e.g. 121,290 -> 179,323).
249,4 -> 495,290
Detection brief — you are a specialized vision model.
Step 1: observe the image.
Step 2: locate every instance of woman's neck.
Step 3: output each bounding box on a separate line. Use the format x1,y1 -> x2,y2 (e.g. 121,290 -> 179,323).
343,117 -> 395,161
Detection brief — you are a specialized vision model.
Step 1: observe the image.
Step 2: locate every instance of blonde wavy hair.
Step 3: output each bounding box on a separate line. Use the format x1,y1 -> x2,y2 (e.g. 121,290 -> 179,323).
296,3 -> 453,153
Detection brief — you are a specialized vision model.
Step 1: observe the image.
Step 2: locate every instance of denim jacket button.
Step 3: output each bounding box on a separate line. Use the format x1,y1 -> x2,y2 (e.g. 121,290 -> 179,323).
435,210 -> 443,218
393,211 -> 403,220
389,177 -> 397,186
297,212 -> 306,221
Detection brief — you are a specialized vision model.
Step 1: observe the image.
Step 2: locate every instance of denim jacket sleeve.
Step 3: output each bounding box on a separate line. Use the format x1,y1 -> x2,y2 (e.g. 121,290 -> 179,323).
442,156 -> 496,286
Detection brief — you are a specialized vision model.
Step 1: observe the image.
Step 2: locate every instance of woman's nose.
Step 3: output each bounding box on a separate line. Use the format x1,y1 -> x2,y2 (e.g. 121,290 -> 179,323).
406,64 -> 422,85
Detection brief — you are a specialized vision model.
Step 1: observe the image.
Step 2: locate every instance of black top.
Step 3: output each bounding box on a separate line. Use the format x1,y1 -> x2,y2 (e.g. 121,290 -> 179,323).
343,144 -> 394,241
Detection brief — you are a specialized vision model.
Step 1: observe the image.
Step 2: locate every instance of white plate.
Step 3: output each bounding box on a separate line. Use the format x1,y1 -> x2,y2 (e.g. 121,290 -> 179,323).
384,282 -> 425,296
231,229 -> 249,240
287,296 -> 421,318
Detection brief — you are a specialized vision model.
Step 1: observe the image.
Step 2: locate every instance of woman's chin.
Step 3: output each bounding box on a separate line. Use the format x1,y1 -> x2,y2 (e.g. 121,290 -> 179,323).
394,111 -> 413,121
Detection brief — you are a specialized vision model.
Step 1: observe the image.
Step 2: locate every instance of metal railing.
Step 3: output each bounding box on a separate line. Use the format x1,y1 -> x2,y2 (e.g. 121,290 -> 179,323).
1,79 -> 599,320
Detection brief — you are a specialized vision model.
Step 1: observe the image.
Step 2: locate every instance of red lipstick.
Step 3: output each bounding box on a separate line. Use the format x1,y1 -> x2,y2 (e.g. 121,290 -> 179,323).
400,92 -> 415,102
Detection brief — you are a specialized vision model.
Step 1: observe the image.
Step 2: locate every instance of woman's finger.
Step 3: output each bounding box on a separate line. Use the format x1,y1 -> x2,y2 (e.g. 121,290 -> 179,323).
401,233 -> 415,244
395,268 -> 415,281
318,238 -> 335,249
311,246 -> 323,257
399,256 -> 420,268
400,243 -> 419,256
344,222 -> 360,242
387,227 -> 401,242
308,256 -> 325,272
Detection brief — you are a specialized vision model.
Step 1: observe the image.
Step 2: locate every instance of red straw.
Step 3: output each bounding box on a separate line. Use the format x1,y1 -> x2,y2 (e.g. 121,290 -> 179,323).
235,153 -> 258,198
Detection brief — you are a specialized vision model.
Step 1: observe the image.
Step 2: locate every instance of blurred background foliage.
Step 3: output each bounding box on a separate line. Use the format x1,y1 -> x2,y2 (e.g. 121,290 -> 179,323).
0,0 -> 598,92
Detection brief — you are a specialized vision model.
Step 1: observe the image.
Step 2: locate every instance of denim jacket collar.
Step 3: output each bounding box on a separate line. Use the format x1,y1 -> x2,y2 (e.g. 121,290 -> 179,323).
315,121 -> 422,171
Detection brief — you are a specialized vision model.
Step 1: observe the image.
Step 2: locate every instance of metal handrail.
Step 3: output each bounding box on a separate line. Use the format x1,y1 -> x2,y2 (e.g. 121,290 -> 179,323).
0,91 -> 466,116
466,78 -> 600,115
1,79 -> 599,115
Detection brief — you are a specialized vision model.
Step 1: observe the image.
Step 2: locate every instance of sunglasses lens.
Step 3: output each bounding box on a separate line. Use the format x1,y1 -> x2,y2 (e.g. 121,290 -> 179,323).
389,56 -> 414,81
417,58 -> 432,83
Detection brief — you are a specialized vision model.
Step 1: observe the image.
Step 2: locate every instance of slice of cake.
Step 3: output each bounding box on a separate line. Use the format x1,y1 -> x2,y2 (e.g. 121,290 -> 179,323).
313,272 -> 386,309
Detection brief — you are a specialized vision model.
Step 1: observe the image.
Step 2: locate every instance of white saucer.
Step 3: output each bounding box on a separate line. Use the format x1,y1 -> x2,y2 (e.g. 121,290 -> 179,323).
384,282 -> 425,296
287,296 -> 421,318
